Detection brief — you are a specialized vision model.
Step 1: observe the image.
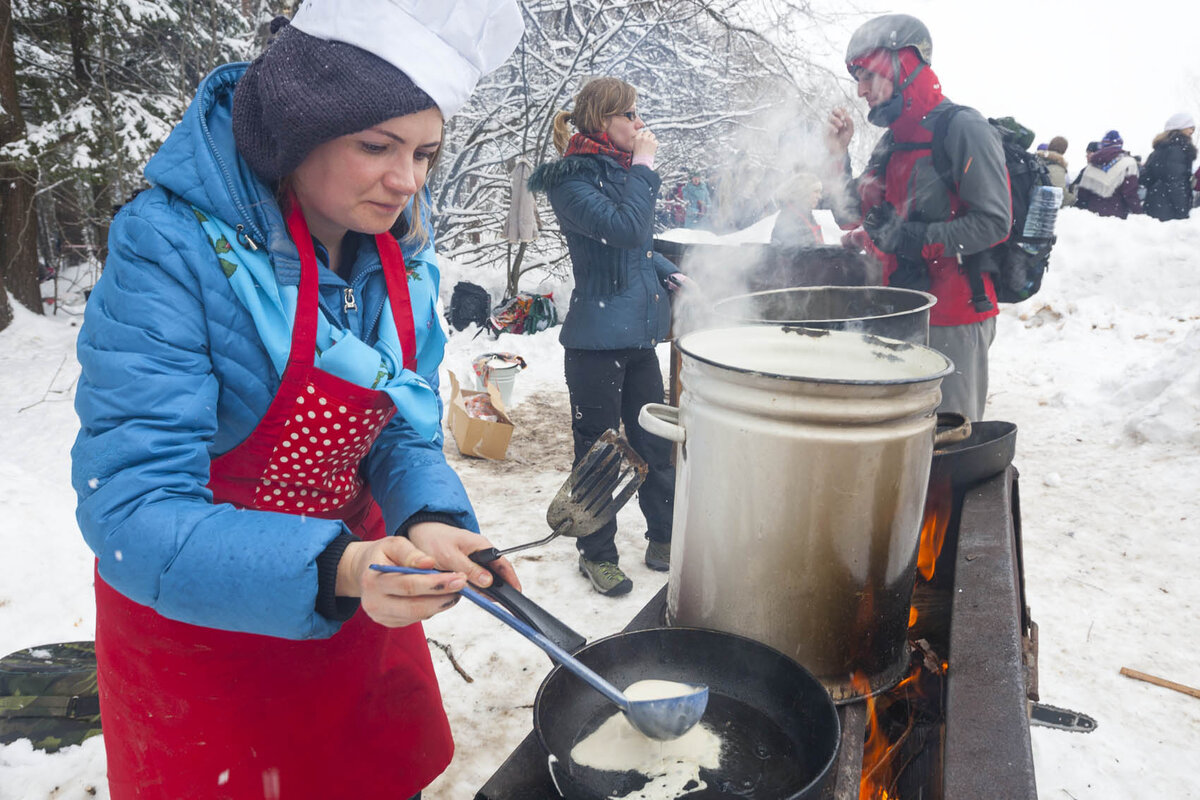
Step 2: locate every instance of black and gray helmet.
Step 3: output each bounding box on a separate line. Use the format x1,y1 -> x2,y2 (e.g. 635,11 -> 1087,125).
845,14 -> 932,73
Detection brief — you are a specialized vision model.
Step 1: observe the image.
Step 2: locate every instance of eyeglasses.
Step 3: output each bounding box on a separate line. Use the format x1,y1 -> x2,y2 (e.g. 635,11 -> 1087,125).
611,110 -> 639,121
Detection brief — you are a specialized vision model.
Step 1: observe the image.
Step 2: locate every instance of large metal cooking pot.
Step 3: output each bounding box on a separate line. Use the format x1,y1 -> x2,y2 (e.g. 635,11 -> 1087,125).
639,325 -> 957,703
535,627 -> 840,800
711,286 -> 936,344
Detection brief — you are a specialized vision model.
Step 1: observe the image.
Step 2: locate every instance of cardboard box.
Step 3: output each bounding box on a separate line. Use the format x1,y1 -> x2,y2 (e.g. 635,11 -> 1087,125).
446,370 -> 514,460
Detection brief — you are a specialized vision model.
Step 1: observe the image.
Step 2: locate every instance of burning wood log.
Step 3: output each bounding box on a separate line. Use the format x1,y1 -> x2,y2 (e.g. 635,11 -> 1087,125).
1119,667 -> 1200,700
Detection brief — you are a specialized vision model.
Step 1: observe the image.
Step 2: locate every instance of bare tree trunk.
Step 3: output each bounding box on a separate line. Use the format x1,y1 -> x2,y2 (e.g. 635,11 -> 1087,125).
506,242 -> 528,298
0,0 -> 42,328
66,0 -> 90,86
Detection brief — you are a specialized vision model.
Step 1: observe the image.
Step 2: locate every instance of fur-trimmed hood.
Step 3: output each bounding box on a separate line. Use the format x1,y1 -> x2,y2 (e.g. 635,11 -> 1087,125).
527,153 -> 616,193
1041,150 -> 1067,169
1151,129 -> 1198,161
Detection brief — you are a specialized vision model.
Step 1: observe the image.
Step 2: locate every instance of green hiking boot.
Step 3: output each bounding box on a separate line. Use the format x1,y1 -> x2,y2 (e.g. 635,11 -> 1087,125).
578,556 -> 633,596
644,540 -> 671,572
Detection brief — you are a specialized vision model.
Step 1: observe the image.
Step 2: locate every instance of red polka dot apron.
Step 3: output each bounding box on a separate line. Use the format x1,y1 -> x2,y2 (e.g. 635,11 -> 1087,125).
94,206 -> 453,799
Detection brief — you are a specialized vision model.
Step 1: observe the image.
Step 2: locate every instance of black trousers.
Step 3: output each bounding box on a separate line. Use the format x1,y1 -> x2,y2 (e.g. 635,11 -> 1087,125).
564,347 -> 676,564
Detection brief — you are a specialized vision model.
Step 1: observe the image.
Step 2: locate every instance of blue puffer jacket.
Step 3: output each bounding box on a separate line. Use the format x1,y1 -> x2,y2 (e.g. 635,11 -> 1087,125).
71,63 -> 476,641
527,154 -> 675,349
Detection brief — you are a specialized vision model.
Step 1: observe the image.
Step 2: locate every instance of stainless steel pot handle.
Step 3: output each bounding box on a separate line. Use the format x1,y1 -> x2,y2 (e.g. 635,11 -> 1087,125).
934,412 -> 972,447
638,403 -> 686,443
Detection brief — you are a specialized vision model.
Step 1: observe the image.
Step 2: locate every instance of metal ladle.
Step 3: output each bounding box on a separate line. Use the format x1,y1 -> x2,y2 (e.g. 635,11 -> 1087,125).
370,564 -> 709,741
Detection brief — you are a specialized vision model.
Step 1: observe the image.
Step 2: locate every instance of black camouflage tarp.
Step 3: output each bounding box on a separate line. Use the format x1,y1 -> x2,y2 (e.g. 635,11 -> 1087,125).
0,641 -> 101,752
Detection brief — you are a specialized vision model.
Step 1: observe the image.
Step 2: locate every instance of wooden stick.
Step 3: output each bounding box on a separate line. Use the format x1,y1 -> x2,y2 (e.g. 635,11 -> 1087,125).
1120,667 -> 1200,700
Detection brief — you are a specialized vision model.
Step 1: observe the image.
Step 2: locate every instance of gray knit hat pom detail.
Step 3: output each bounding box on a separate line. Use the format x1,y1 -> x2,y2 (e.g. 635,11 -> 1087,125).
232,23 -> 437,182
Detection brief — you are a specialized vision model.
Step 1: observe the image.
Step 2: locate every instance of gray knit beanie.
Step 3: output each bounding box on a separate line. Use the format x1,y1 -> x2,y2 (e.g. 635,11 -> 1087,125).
233,18 -> 437,182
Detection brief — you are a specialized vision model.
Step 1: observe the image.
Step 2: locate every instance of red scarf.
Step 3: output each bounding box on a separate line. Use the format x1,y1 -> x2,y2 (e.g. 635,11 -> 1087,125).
564,132 -> 633,169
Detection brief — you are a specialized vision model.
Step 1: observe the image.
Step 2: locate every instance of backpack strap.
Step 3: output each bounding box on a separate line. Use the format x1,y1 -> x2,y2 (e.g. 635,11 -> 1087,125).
929,103 -> 966,192
0,693 -> 101,719
862,130 -> 910,188
871,104 -> 965,210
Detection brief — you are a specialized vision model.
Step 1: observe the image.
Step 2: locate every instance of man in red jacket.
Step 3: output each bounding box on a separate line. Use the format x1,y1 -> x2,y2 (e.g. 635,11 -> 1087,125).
825,14 -> 1012,421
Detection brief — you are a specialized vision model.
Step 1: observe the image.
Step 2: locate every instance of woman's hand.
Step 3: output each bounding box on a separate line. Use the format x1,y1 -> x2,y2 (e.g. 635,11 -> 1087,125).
666,272 -> 693,292
407,521 -> 522,592
334,525 -> 521,628
337,536 -> 466,628
631,128 -> 658,159
825,108 -> 854,157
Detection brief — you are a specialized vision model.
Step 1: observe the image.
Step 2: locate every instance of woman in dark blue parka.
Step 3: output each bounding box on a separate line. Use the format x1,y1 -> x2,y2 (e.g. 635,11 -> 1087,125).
528,77 -> 685,596
1141,113 -> 1196,221
69,2 -> 523,797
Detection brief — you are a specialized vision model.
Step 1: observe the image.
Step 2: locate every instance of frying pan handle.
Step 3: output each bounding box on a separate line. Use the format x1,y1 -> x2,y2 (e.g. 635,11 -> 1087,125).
468,549 -> 587,654
638,403 -> 686,443
934,412 -> 972,447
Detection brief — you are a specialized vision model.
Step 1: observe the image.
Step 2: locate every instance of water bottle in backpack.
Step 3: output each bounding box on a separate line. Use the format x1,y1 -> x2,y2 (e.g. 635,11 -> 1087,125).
1018,185 -> 1062,254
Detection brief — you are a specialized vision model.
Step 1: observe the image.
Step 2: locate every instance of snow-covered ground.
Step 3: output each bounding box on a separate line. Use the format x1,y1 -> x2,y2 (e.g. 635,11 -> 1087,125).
1,205 -> 1198,799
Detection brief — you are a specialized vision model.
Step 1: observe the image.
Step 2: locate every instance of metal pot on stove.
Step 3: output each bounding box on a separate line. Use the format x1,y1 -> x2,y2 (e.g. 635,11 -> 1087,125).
639,325 -> 964,703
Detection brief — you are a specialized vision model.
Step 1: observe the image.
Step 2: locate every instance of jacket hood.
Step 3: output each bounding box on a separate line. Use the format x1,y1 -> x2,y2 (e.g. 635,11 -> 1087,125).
527,153 -> 608,194
886,52 -> 945,139
1042,151 -> 1067,169
1152,129 -> 1198,159
144,63 -> 283,251
143,62 -> 430,279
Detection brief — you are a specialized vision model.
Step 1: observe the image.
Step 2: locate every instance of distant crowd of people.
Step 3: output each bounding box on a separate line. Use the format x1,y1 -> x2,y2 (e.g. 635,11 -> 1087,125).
1039,114 -> 1197,221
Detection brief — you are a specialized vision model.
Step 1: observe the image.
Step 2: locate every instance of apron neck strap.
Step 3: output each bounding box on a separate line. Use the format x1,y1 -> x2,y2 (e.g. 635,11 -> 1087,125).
284,198 -> 419,374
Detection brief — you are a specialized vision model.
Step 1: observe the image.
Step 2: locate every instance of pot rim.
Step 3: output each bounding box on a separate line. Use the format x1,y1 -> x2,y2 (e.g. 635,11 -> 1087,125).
676,324 -> 953,386
711,285 -> 937,325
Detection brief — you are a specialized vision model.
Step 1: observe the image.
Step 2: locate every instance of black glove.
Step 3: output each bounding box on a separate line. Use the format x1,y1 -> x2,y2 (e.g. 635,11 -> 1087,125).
889,255 -> 931,293
862,202 -> 928,259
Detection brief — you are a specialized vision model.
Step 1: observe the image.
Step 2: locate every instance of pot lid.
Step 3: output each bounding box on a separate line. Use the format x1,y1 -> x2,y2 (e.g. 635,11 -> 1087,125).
676,325 -> 953,384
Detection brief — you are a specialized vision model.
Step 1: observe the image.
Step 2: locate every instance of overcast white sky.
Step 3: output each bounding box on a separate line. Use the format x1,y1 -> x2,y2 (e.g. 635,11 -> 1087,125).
814,1 -> 1200,167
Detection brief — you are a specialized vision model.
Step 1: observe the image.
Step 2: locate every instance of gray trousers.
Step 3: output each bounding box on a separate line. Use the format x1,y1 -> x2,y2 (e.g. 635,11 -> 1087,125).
928,317 -> 997,421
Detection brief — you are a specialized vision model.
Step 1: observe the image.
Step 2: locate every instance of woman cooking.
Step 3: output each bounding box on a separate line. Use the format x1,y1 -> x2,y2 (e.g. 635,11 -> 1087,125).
528,78 -> 686,597
70,1 -> 523,797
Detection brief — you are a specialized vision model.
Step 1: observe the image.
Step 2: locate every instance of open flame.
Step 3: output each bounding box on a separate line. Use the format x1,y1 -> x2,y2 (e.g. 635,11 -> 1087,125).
916,477 -> 953,582
857,667 -> 926,800
855,672 -> 892,800
857,659 -> 943,800
909,478 -> 954,630
860,478 -> 956,799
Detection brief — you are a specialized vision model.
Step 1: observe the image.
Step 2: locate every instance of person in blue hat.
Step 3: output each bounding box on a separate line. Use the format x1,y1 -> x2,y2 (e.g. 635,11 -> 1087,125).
1076,130 -> 1143,217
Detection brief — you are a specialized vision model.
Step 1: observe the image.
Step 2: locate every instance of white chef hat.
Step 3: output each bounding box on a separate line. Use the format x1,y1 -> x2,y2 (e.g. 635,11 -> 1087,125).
291,0 -> 525,118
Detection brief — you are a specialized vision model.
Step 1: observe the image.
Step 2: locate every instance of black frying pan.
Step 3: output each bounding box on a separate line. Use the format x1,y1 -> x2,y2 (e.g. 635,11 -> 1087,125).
932,420 -> 1018,487
534,627 -> 840,800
